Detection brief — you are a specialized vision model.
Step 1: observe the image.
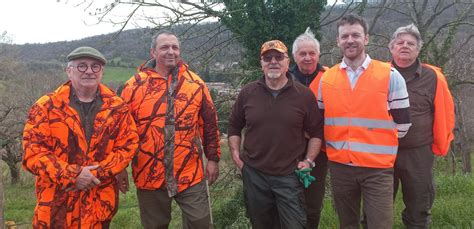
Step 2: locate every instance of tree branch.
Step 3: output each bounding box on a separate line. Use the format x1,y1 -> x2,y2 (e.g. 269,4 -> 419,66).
320,1 -> 357,27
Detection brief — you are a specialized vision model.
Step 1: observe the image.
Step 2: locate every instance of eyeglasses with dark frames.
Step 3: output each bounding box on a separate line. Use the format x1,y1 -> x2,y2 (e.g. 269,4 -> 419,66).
70,63 -> 103,73
261,54 -> 287,62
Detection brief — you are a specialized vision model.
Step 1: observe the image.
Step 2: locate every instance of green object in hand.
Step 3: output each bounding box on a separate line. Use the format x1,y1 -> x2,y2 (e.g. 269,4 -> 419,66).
295,168 -> 316,189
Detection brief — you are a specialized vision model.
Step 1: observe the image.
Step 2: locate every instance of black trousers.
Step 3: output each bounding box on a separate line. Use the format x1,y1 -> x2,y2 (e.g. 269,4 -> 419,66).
394,144 -> 435,229
304,152 -> 328,229
242,164 -> 307,229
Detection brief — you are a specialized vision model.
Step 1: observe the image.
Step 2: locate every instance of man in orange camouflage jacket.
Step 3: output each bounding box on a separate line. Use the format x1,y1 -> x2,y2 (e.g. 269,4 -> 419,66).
120,30 -> 221,229
22,46 -> 139,228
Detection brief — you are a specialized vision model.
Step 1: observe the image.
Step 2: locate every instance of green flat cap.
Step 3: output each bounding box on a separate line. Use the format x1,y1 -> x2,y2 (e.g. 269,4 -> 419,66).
67,46 -> 107,64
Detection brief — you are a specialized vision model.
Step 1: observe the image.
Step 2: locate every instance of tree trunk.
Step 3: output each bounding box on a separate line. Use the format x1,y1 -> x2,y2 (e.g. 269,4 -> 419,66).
454,91 -> 472,174
459,116 -> 472,174
0,161 -> 4,228
462,151 -> 472,174
449,152 -> 456,175
8,163 -> 20,185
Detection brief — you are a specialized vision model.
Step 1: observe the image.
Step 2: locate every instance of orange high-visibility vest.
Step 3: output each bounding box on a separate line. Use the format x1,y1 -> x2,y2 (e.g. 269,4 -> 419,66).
424,64 -> 455,156
320,60 -> 398,168
309,66 -> 328,152
309,66 -> 329,95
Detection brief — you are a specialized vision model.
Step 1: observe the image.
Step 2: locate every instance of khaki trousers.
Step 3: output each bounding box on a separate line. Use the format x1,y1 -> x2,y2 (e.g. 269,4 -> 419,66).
137,181 -> 211,229
329,162 -> 393,229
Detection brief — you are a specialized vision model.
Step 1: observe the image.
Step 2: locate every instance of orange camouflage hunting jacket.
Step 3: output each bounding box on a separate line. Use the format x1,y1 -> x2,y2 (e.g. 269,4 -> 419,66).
121,60 -> 220,192
22,82 -> 139,228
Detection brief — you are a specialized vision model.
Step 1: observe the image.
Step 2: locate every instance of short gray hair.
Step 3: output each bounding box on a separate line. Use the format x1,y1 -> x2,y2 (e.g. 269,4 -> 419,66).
389,24 -> 423,50
150,30 -> 180,50
292,27 -> 320,58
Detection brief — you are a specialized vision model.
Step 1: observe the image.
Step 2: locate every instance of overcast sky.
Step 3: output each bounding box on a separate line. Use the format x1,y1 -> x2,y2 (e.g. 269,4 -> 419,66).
0,0 -> 143,44
1,0 -> 340,45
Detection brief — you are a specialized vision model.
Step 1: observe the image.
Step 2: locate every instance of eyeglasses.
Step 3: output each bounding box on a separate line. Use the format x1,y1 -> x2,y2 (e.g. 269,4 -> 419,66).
261,54 -> 287,62
70,63 -> 103,73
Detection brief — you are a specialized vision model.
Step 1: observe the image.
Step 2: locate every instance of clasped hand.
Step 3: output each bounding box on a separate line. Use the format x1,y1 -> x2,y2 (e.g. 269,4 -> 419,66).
68,165 -> 101,191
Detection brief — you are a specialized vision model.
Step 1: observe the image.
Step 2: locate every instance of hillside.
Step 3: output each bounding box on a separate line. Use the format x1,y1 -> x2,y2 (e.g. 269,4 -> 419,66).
1,22 -> 243,83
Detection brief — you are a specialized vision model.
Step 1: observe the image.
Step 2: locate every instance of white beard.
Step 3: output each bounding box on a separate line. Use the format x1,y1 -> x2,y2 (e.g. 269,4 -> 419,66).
266,72 -> 282,79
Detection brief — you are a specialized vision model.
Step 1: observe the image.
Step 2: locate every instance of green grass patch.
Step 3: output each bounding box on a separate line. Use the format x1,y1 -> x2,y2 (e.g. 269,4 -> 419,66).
4,183 -> 36,227
319,199 -> 339,228
431,174 -> 474,227
5,150 -> 474,228
102,66 -> 136,83
110,181 -> 141,229
108,57 -> 144,68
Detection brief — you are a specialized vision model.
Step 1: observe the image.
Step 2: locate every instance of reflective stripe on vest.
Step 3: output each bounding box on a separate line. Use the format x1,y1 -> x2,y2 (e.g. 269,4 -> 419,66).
325,117 -> 396,130
326,141 -> 397,155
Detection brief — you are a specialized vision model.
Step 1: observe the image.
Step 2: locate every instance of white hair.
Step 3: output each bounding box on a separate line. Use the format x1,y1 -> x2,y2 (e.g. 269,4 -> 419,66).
292,27 -> 320,57
389,24 -> 423,50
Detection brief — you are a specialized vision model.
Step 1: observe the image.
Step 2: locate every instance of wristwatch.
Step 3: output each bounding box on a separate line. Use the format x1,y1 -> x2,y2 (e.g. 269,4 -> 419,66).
304,158 -> 315,168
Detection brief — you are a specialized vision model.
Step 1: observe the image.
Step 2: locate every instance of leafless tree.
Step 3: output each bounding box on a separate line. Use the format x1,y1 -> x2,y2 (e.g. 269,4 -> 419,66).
445,39 -> 474,174
372,0 -> 474,173
0,47 -> 64,184
0,148 -> 4,227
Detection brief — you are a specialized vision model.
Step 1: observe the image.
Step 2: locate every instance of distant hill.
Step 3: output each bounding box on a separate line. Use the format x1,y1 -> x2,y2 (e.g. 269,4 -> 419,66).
0,22 -> 243,83
4,29 -> 148,63
2,22 -> 242,70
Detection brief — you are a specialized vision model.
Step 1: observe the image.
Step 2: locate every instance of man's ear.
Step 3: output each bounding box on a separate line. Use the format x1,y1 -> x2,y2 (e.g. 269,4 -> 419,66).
65,66 -> 73,79
149,48 -> 155,59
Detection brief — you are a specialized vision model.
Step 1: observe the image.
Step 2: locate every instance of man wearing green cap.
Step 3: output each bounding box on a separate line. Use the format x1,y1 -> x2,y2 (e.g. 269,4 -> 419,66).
22,46 -> 139,228
228,40 -> 324,228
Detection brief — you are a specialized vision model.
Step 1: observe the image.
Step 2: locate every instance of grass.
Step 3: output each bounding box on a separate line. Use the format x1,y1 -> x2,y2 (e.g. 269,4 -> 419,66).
3,149 -> 474,228
102,66 -> 137,83
4,182 -> 35,228
3,170 -> 36,228
430,173 -> 474,228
